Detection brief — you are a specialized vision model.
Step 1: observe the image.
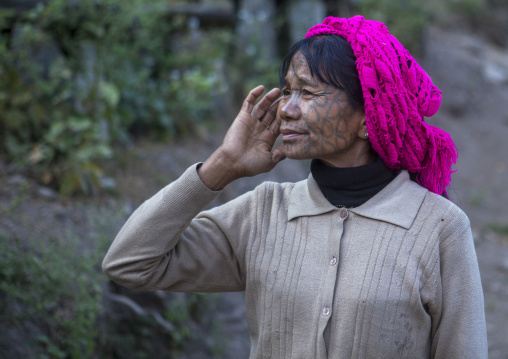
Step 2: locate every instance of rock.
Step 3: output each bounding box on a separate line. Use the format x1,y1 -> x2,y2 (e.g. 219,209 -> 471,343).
498,257 -> 508,273
37,186 -> 57,200
7,174 -> 28,186
99,176 -> 117,191
484,63 -> 508,84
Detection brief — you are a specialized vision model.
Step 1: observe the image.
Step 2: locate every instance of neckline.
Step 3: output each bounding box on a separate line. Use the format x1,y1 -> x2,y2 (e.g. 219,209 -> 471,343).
310,157 -> 398,208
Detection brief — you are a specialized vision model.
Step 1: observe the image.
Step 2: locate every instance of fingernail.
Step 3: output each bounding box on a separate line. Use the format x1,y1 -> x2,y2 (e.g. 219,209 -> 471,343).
269,96 -> 283,108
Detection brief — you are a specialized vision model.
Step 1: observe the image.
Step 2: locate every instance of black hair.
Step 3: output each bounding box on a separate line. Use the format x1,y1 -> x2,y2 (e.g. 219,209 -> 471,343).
279,34 -> 364,111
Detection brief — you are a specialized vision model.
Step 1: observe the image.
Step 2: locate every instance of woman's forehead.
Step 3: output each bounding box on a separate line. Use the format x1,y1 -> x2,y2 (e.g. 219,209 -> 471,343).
286,52 -> 319,86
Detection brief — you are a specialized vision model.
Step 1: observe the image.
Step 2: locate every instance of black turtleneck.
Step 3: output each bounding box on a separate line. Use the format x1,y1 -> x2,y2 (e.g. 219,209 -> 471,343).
310,156 -> 398,208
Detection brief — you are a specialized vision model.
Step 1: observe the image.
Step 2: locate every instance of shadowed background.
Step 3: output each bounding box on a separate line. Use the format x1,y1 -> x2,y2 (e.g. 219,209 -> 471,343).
0,0 -> 507,357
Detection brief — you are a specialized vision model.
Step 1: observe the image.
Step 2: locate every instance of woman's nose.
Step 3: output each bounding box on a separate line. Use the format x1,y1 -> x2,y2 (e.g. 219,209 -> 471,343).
278,96 -> 302,121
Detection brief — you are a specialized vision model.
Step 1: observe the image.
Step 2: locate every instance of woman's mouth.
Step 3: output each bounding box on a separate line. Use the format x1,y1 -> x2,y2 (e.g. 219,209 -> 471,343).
280,128 -> 305,141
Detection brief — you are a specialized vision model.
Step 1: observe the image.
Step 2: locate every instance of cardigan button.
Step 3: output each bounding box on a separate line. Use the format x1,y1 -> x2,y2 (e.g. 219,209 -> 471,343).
340,209 -> 348,219
322,306 -> 330,316
330,257 -> 337,266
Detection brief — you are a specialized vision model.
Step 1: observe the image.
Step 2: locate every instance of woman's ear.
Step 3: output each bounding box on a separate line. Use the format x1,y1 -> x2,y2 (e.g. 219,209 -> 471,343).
357,115 -> 369,139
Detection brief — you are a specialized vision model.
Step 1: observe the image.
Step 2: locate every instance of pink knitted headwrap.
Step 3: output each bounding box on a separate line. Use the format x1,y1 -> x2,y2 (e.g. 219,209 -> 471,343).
306,16 -> 457,195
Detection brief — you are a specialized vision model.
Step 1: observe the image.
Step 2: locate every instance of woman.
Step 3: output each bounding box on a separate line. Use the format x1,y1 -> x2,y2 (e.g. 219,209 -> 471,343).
103,16 -> 487,358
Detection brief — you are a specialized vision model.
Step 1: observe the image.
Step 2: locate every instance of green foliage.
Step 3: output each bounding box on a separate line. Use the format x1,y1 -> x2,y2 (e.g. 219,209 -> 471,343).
485,223 -> 508,236
441,0 -> 508,47
357,0 -> 429,54
0,235 -> 106,358
104,314 -> 160,359
356,0 -> 508,52
98,291 -> 221,358
0,229 -> 220,358
164,292 -> 220,348
0,0 -> 226,195
446,0 -> 485,19
227,25 -> 280,97
469,186 -> 489,207
0,180 -> 30,215
164,296 -> 193,345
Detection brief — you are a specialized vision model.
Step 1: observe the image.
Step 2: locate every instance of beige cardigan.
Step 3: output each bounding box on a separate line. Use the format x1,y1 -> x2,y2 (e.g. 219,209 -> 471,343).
103,164 -> 487,359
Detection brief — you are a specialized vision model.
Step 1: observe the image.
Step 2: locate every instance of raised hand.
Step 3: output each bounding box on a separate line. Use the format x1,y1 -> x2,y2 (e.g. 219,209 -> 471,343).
198,85 -> 285,190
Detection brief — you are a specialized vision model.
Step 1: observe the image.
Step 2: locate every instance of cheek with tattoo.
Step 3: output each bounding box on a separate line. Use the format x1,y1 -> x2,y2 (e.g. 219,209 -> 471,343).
294,89 -> 357,159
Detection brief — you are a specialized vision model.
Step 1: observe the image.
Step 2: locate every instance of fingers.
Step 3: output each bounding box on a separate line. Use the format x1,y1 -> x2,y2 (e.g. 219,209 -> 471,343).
241,85 -> 265,114
250,87 -> 281,120
238,85 -> 284,143
265,104 -> 282,135
261,96 -> 282,130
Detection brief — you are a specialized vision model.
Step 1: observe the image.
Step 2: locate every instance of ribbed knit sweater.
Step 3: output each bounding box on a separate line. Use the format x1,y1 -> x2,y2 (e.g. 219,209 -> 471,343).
102,164 -> 487,359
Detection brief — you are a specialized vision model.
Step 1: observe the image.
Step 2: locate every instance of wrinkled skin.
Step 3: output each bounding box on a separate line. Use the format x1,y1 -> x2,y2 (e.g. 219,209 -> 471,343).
278,51 -> 371,167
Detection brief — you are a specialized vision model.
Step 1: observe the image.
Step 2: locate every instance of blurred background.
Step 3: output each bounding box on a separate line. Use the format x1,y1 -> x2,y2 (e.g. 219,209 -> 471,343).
0,0 -> 507,358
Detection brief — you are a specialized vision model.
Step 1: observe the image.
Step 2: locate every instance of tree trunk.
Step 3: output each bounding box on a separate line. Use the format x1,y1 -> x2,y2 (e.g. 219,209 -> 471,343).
274,0 -> 291,59
287,0 -> 326,43
0,0 -> 40,11
324,0 -> 352,18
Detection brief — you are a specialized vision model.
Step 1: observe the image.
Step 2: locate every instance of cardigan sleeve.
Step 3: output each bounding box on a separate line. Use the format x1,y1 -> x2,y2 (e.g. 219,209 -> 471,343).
102,163 -> 260,293
429,207 -> 488,359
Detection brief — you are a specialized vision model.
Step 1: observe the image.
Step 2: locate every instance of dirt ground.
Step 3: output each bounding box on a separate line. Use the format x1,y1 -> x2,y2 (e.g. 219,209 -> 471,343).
422,27 -> 508,357
1,26 -> 507,357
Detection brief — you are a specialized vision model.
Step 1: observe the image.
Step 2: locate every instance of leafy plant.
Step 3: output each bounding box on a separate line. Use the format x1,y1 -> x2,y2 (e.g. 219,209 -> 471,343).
0,235 -> 106,358
0,219 -> 221,357
163,292 -> 220,348
0,0 -> 227,195
357,0 -> 430,54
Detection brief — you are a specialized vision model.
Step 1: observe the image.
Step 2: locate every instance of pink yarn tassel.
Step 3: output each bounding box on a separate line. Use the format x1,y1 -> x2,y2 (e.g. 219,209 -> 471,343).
417,125 -> 458,195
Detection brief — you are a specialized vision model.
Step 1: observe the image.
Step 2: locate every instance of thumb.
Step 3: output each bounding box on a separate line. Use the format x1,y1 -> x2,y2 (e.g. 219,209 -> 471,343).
271,144 -> 286,164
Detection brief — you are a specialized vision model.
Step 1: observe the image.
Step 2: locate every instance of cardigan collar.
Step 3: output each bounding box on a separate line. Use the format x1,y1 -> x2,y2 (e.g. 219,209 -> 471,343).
288,170 -> 428,229
310,157 -> 398,208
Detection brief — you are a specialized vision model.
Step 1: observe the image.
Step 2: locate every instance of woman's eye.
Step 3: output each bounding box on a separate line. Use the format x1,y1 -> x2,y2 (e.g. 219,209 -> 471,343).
302,89 -> 314,96
282,89 -> 291,96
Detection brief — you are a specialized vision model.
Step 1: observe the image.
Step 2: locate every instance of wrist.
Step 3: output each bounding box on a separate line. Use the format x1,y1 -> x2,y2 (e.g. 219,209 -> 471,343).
197,149 -> 240,191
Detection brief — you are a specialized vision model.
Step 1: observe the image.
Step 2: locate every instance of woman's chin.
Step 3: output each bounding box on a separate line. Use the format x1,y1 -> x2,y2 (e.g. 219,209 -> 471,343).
284,152 -> 311,161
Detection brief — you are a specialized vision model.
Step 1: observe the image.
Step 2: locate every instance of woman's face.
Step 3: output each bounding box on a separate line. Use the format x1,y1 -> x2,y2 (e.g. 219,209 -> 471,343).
278,51 -> 370,167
